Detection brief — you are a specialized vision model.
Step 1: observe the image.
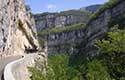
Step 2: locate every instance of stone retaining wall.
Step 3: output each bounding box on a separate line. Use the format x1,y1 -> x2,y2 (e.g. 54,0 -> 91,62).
4,54 -> 38,80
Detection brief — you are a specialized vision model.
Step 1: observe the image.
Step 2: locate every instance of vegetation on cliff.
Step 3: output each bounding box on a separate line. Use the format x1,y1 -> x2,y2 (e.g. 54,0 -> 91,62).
29,0 -> 125,80
84,27 -> 125,80
90,0 -> 122,21
38,23 -> 85,36
29,54 -> 82,80
34,10 -> 91,21
30,26 -> 125,80
95,27 -> 125,79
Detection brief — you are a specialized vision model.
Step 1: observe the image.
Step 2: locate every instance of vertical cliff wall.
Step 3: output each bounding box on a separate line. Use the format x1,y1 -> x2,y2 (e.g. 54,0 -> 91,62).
35,10 -> 91,55
69,0 -> 125,65
34,10 -> 91,31
85,0 -> 125,55
34,5 -> 101,55
0,0 -> 40,57
38,23 -> 86,55
47,29 -> 85,55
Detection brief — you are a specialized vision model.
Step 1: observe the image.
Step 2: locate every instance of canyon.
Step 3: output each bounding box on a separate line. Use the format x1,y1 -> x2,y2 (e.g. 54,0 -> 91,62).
34,5 -> 101,55
0,0 -> 125,79
29,0 -> 125,80
36,0 -> 125,57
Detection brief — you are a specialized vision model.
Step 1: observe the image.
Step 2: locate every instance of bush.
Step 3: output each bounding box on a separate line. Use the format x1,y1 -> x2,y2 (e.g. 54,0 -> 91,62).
95,28 -> 125,79
29,54 -> 81,80
28,66 -> 55,80
86,59 -> 111,80
90,0 -> 122,21
38,37 -> 45,46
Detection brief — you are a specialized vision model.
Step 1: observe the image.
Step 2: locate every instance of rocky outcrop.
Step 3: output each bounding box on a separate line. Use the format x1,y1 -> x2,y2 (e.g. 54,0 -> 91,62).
80,5 -> 101,13
85,0 -> 125,55
0,0 -> 44,57
34,8 -> 91,55
46,29 -> 85,54
34,10 -> 91,31
0,0 -> 47,79
34,5 -> 101,32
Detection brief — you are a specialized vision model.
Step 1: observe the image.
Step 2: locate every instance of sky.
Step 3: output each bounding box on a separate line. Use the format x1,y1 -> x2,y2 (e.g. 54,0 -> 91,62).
25,0 -> 108,14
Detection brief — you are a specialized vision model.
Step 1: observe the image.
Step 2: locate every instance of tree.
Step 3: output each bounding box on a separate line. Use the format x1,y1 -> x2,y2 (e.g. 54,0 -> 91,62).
96,28 -> 125,79
86,59 -> 111,80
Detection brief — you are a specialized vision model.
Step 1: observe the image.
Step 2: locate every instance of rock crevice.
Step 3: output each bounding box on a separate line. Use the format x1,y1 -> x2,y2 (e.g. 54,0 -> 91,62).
0,0 -> 40,57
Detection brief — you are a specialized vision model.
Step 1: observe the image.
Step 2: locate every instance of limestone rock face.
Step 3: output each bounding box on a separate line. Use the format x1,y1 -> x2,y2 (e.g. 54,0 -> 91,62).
0,0 -> 39,57
80,5 -> 101,13
85,0 -> 125,55
34,10 -> 91,31
34,5 -> 101,55
34,10 -> 91,55
47,29 -> 85,55
34,5 -> 101,32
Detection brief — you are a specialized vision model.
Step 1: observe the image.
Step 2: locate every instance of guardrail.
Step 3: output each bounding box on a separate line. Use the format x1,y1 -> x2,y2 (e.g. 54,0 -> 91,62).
4,56 -> 24,80
4,54 -> 37,80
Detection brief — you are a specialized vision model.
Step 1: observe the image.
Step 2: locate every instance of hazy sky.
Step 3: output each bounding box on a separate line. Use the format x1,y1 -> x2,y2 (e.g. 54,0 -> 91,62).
25,0 -> 108,14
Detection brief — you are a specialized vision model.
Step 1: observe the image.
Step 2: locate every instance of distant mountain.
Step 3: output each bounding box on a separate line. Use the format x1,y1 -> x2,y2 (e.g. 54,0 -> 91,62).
34,4 -> 102,32
80,5 -> 102,13
34,9 -> 91,31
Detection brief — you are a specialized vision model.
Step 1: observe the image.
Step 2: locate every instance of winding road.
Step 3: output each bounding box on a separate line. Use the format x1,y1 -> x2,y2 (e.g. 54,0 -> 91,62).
0,55 -> 22,80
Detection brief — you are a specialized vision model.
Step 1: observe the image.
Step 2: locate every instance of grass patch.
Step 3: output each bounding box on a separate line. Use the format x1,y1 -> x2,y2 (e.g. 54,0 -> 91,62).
89,0 -> 123,22
38,23 -> 85,36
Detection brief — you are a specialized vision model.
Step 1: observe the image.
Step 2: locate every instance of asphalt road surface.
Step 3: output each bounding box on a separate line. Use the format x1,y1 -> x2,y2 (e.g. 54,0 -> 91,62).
0,55 -> 22,80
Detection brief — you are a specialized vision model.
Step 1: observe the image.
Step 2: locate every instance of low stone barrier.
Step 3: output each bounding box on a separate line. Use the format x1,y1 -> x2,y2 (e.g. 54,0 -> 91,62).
4,54 -> 38,80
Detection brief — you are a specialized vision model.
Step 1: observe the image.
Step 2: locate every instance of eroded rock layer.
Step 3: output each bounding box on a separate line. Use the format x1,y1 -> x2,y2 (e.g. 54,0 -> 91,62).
85,0 -> 125,55
0,0 -> 39,57
34,10 -> 90,31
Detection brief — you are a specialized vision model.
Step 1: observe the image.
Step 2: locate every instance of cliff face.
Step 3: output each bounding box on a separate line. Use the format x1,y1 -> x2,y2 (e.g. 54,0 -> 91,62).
80,5 -> 101,13
34,5 -> 101,32
35,5 -> 101,55
0,0 -> 39,57
47,29 -> 85,54
34,10 -> 91,31
43,0 -> 125,56
85,0 -> 125,55
35,9 -> 92,55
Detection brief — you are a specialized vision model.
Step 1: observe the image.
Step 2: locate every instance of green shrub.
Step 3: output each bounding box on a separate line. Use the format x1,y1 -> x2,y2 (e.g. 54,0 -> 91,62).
90,0 -> 122,21
28,67 -> 46,80
28,66 -> 55,80
38,37 -> 45,46
95,28 -> 125,79
48,54 -> 69,80
86,59 -> 111,80
96,28 -> 125,55
29,54 -> 81,80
